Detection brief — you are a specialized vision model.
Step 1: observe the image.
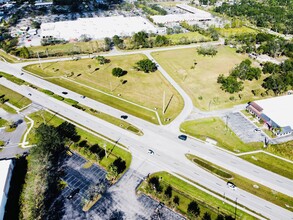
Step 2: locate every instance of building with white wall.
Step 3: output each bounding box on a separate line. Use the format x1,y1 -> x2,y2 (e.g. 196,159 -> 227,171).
41,16 -> 161,41
0,160 -> 14,220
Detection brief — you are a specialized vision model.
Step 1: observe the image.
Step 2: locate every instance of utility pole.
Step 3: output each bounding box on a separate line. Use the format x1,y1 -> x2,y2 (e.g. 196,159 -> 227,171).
103,143 -> 108,158
162,90 -> 165,115
37,51 -> 43,70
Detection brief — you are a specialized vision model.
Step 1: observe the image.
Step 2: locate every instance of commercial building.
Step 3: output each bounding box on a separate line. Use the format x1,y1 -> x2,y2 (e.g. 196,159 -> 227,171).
0,159 -> 14,220
151,5 -> 213,24
41,16 -> 161,41
246,95 -> 293,136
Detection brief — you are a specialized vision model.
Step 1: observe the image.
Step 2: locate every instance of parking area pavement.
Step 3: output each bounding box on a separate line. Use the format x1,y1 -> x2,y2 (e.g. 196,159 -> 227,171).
222,112 -> 267,144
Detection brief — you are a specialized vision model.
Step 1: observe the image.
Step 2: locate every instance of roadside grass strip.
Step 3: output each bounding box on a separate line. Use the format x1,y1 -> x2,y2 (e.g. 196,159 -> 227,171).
240,152 -> 293,180
138,172 -> 256,220
180,117 -> 262,152
25,110 -> 132,174
186,154 -> 293,211
0,84 -> 31,109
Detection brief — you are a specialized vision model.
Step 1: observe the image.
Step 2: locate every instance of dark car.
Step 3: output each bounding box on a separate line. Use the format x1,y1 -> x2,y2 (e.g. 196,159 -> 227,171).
62,91 -> 68,95
178,135 -> 187,141
67,188 -> 80,199
121,115 -> 128,119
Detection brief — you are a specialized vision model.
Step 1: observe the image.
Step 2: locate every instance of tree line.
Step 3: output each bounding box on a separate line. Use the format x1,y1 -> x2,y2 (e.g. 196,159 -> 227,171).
215,0 -> 293,34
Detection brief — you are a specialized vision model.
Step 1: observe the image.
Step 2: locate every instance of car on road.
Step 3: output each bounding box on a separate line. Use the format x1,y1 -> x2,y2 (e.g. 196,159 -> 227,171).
121,115 -> 128,119
81,95 -> 86,99
227,181 -> 237,190
67,188 -> 80,199
62,91 -> 68,95
28,93 -> 32,96
254,128 -> 261,132
178,135 -> 187,141
148,149 -> 154,155
20,72 -> 24,75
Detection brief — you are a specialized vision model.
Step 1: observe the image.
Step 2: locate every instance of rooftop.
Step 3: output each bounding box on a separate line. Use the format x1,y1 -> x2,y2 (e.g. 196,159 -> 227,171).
255,95 -> 293,128
0,160 -> 13,210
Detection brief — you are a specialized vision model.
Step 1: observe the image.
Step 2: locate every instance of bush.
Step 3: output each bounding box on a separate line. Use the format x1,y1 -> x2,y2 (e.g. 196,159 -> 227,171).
42,89 -> 54,95
64,98 -> 78,105
52,94 -> 64,101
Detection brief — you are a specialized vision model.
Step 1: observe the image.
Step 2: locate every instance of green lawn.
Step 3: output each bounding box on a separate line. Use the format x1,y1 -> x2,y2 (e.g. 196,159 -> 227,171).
180,117 -> 262,152
0,103 -> 17,114
152,46 -> 269,111
187,154 -> 293,211
216,27 -> 258,37
0,84 -> 31,109
0,71 -> 25,85
266,141 -> 293,161
0,50 -> 19,63
240,153 -> 293,179
28,40 -> 105,57
138,172 -> 255,219
0,117 -> 8,127
26,110 -> 132,172
166,32 -> 211,44
24,53 -> 184,124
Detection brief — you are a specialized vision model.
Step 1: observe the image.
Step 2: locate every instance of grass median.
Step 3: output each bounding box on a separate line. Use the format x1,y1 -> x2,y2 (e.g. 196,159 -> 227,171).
186,154 -> 293,211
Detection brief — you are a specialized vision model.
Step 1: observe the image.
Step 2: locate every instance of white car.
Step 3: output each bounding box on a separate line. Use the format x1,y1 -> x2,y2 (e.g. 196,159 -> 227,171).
227,181 -> 237,190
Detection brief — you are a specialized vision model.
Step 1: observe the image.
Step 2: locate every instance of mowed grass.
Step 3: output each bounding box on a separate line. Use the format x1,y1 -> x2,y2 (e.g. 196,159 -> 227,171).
181,117 -> 262,152
187,154 -> 293,211
152,46 -> 267,111
138,172 -> 255,219
28,40 -> 105,56
26,110 -> 132,170
24,54 -> 184,124
0,84 -> 31,109
0,50 -> 19,63
266,141 -> 293,161
240,153 -> 293,180
166,32 -> 211,44
216,27 -> 258,37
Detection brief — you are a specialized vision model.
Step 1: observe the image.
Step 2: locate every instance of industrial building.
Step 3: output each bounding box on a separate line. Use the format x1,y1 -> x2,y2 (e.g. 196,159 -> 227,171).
41,16 -> 161,41
246,95 -> 293,136
0,159 -> 14,220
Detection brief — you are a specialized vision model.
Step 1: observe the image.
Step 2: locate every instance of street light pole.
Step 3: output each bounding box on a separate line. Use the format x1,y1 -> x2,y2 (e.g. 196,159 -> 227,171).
234,198 -> 238,219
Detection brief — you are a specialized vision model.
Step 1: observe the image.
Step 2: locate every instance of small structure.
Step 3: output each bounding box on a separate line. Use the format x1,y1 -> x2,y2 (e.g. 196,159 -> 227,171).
246,95 -> 293,136
0,159 -> 14,220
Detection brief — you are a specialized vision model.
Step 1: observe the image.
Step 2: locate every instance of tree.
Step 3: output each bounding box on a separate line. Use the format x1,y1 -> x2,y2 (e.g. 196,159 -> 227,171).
197,46 -> 218,56
133,31 -> 149,48
96,56 -> 108,65
173,195 -> 180,206
57,121 -> 77,141
154,35 -> 169,47
217,74 -> 244,93
164,185 -> 172,199
112,67 -> 126,77
202,212 -> 212,220
135,59 -> 157,73
112,35 -> 124,48
187,201 -> 200,217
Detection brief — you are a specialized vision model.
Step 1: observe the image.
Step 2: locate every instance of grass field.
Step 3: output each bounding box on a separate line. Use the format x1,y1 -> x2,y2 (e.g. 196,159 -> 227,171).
0,117 -> 7,127
240,153 -> 293,180
166,32 -> 211,44
266,141 -> 293,161
0,84 -> 31,109
28,40 -> 105,57
26,110 -> 132,171
186,154 -> 293,211
180,117 -> 262,152
216,27 -> 258,37
24,54 -> 184,124
138,172 -> 255,219
152,46 -> 268,111
0,50 -> 19,63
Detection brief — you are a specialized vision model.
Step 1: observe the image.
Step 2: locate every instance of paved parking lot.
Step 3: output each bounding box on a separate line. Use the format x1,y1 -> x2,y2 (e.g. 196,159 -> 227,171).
222,112 -> 266,143
52,153 -> 185,219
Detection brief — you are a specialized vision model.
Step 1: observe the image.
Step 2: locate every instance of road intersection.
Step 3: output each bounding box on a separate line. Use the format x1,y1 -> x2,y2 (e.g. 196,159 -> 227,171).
0,42 -> 293,219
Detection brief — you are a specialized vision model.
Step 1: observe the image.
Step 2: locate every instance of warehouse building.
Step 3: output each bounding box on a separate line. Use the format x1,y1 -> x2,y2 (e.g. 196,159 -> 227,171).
41,16 -> 161,41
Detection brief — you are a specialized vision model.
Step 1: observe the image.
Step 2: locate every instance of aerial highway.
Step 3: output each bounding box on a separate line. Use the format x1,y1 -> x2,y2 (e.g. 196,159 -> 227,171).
0,44 -> 292,219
